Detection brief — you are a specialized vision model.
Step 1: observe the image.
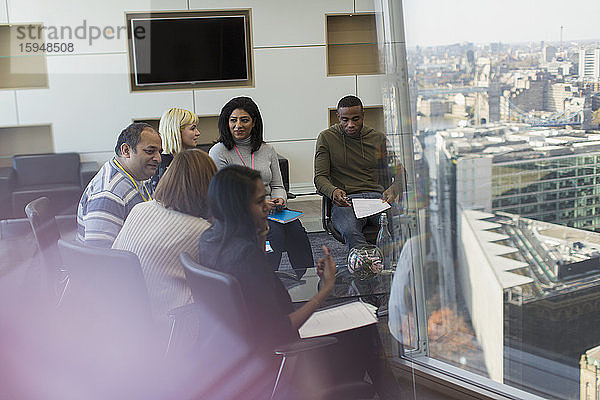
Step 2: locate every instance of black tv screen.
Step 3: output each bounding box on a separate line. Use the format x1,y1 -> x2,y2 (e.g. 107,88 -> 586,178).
129,13 -> 250,88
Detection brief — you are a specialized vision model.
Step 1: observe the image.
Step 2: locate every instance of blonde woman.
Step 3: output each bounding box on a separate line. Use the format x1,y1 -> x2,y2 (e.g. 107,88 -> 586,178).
150,107 -> 200,190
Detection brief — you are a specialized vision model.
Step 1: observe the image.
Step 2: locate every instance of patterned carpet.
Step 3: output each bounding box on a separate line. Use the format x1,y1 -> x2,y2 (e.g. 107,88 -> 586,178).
278,230 -> 349,271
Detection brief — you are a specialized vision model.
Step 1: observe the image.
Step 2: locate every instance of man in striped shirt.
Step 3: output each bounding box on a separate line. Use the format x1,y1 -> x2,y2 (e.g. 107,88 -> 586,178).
77,122 -> 162,248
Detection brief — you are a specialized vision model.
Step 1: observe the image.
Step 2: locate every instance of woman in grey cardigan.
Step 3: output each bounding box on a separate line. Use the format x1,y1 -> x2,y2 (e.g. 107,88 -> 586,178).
209,97 -> 313,279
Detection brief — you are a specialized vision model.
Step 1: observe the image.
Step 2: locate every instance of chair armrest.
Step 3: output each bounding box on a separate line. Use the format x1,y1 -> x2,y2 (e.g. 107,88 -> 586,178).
274,336 -> 337,357
277,154 -> 296,198
168,303 -> 204,320
80,161 -> 98,188
0,166 -> 15,219
321,195 -> 329,232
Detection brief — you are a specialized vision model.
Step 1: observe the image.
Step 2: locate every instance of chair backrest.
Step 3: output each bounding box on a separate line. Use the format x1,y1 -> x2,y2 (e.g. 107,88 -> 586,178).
25,197 -> 62,271
13,153 -> 80,187
180,252 -> 249,336
321,195 -> 346,243
57,239 -> 153,333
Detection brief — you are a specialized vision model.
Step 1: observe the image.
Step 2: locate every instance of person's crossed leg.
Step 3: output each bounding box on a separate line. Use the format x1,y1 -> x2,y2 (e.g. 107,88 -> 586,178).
331,191 -> 383,250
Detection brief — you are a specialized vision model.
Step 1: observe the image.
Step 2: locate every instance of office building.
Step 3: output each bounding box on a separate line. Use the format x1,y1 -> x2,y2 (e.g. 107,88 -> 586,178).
580,345 -> 600,400
459,209 -> 600,399
579,48 -> 600,81
542,45 -> 557,63
436,123 -> 600,233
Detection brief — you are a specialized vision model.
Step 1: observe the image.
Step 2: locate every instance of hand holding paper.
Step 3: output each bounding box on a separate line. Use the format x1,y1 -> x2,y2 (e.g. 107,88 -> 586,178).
351,198 -> 391,219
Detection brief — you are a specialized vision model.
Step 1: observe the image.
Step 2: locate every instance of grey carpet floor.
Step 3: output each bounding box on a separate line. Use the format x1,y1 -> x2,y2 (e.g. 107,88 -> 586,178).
278,230 -> 349,271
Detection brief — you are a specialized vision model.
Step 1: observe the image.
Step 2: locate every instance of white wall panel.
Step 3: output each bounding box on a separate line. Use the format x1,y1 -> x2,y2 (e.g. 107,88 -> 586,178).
195,46 -> 355,187
357,74 -> 384,106
355,0 -> 376,13
193,87 -> 258,118
252,46 -> 355,141
195,46 -> 355,141
0,92 -> 18,126
0,1 -> 8,23
270,140 -> 317,189
188,0 -> 352,47
6,0 -> 186,54
16,54 -> 193,152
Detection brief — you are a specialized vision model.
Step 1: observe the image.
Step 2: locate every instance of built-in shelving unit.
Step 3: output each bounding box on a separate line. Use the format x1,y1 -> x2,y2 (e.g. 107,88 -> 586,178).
326,14 -> 382,76
0,125 -> 53,166
0,24 -> 49,89
328,106 -> 384,133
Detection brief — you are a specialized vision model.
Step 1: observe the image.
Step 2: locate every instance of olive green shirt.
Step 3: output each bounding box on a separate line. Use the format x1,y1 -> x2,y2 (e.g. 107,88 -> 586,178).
314,124 -> 389,199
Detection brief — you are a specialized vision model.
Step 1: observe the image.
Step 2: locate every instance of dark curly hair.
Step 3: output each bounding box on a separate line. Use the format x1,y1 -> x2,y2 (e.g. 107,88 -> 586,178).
337,95 -> 363,111
217,96 -> 264,153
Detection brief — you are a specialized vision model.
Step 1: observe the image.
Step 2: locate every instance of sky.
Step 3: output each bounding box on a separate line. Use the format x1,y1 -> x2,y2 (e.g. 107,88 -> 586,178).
402,0 -> 600,47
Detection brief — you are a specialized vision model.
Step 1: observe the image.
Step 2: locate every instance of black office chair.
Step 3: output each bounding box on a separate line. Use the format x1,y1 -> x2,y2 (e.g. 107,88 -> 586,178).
50,239 -> 171,398
25,197 -> 70,304
321,195 -> 379,245
57,239 -> 155,343
179,252 -> 375,400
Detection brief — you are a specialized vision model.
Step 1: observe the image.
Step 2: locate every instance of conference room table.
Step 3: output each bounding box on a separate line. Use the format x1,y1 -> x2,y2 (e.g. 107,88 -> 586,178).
285,265 -> 394,311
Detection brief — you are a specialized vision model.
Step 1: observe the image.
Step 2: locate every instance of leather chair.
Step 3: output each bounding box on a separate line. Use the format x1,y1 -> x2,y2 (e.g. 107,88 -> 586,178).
53,239 -> 168,398
25,197 -> 70,304
0,153 -> 98,219
321,195 -> 379,245
57,239 -> 154,343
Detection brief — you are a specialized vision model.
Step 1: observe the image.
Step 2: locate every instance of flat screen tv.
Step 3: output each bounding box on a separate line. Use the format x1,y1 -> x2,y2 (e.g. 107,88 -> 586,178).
126,10 -> 252,91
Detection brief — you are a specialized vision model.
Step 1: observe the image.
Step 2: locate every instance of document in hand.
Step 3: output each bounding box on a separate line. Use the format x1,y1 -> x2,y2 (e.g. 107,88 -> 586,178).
351,198 -> 391,219
268,209 -> 304,224
298,300 -> 378,338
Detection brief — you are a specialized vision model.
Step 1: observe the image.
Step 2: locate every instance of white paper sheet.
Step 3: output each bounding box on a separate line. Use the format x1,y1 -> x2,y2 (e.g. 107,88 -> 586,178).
351,198 -> 391,219
298,301 -> 378,338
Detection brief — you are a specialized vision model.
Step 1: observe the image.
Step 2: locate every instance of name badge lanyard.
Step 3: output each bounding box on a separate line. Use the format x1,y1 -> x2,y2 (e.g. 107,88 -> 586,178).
234,146 -> 254,170
113,159 -> 153,202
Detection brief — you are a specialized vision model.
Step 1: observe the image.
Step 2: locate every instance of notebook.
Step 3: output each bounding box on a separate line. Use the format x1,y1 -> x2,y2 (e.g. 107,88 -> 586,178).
268,209 -> 304,224
298,300 -> 378,338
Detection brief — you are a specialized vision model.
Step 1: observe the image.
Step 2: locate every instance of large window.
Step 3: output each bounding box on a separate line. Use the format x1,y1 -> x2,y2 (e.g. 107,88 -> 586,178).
382,0 -> 600,398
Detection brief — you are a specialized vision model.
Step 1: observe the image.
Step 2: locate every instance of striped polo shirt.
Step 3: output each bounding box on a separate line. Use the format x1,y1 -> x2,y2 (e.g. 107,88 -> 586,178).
76,158 -> 152,248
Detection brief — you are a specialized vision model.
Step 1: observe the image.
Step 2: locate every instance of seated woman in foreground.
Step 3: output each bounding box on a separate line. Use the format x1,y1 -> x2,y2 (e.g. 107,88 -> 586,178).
113,149 -> 216,333
198,165 -> 399,399
209,96 -> 313,279
198,165 -> 336,349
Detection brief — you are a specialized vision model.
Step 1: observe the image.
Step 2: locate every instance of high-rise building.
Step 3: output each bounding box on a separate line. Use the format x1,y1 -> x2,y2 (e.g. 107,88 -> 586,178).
436,123 -> 600,233
543,45 -> 557,62
458,209 -> 600,399
579,48 -> 600,81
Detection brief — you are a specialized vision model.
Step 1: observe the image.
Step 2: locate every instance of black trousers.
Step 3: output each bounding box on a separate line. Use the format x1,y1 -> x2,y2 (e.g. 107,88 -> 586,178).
266,219 -> 313,279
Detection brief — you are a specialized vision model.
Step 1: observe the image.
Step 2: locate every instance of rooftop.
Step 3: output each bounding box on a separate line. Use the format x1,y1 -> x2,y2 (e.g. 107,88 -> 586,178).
463,209 -> 600,300
439,123 -> 600,162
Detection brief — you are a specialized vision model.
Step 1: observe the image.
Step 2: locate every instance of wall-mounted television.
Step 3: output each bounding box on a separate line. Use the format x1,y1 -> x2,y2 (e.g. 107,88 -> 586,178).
126,10 -> 253,91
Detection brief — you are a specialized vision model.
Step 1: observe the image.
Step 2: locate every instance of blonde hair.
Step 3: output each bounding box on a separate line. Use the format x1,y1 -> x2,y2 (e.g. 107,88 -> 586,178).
154,149 -> 217,218
159,108 -> 199,154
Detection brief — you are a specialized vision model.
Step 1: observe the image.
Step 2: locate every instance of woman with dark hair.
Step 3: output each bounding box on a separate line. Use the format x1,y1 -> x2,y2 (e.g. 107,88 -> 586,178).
198,165 -> 336,349
209,96 -> 313,279
113,149 -> 217,331
198,165 -> 399,399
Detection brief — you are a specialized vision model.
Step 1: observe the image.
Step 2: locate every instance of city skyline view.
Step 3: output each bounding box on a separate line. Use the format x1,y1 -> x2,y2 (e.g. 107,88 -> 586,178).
403,11 -> 600,396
